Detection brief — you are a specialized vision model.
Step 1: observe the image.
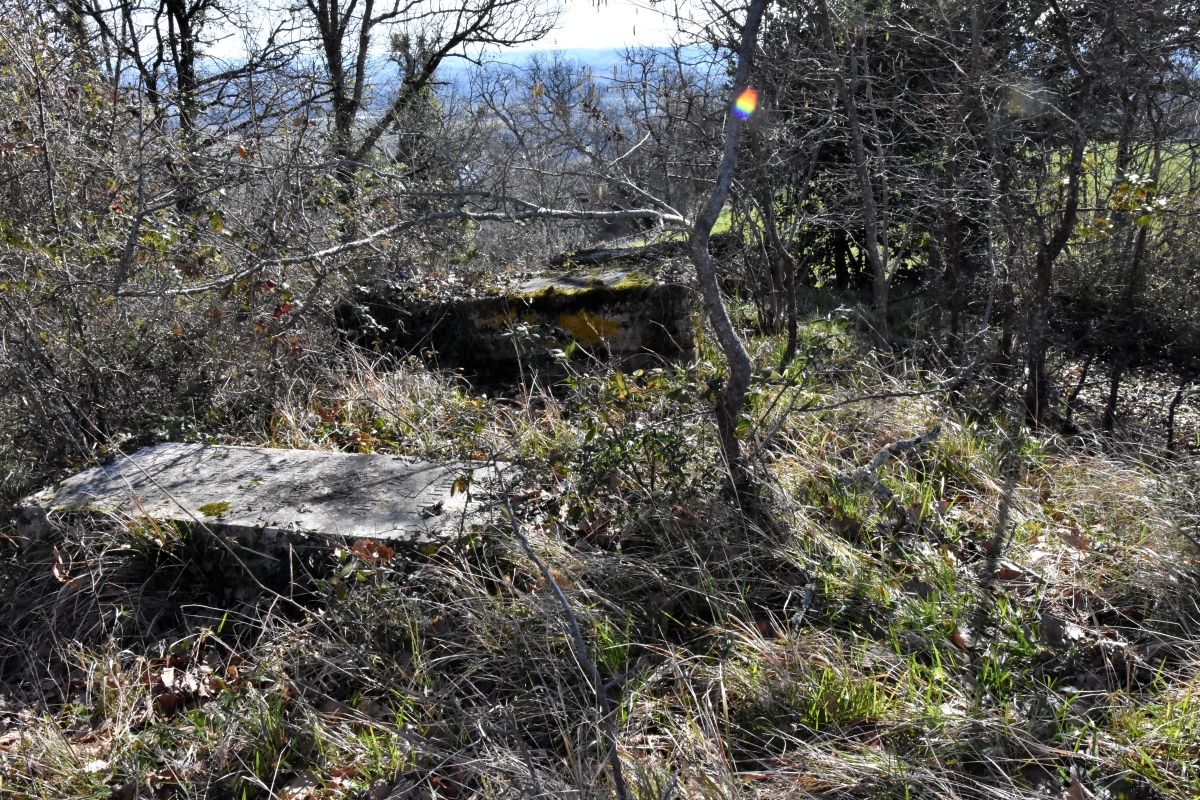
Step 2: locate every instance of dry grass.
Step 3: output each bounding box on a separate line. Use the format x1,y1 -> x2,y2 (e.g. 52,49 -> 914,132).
2,324 -> 1199,800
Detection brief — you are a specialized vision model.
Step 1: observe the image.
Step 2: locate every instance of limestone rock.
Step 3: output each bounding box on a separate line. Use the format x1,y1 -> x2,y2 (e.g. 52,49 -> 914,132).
338,269 -> 694,370
23,443 -> 500,558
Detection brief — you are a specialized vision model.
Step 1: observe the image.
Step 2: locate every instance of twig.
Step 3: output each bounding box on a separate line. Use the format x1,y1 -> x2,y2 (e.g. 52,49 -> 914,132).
1174,524 -> 1200,552
848,427 -> 941,529
492,465 -> 630,800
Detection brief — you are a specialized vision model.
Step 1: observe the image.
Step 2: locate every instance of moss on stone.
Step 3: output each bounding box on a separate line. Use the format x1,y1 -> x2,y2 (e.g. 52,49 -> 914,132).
199,501 -> 231,517
607,272 -> 656,292
519,270 -> 655,300
338,266 -> 692,368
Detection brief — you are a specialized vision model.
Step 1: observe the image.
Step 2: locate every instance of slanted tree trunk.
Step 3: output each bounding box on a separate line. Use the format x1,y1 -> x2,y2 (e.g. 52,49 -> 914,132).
1166,378 -> 1192,456
1065,353 -> 1092,424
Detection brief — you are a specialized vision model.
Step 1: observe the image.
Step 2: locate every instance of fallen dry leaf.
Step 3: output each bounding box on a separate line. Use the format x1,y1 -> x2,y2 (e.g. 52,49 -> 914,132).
282,770 -> 319,800
1057,527 -> 1091,551
328,764 -> 358,781
1065,777 -> 1096,800
671,504 -> 700,526
350,539 -> 395,565
145,769 -> 179,785
831,516 -> 862,538
950,625 -> 975,650
316,697 -> 354,721
993,561 -> 1029,580
179,671 -> 200,694
51,546 -> 69,583
1040,613 -> 1086,650
110,779 -> 138,800
429,774 -> 462,799
154,690 -> 185,716
366,779 -> 393,800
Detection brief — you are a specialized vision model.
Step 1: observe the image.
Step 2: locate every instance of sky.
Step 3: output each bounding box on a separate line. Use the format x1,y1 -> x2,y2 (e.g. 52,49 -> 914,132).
203,0 -> 701,64
529,0 -> 685,51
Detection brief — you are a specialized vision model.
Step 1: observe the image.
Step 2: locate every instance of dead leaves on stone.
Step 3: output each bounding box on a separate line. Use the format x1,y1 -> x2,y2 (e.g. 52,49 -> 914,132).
346,538 -> 396,565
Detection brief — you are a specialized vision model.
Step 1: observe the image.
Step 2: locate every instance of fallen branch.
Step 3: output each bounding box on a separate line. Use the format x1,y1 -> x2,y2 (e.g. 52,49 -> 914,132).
116,205 -> 687,298
550,240 -> 688,268
847,427 -> 941,529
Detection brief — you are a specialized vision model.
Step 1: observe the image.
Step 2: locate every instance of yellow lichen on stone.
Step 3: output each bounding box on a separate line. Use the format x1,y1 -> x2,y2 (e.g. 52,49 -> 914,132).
519,270 -> 655,299
557,311 -> 622,347
606,272 -> 655,292
479,310 -> 538,332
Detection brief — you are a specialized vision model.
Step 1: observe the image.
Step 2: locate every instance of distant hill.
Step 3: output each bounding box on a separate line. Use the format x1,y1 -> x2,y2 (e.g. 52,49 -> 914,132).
355,45 -> 714,111
447,47 -> 629,75
430,45 -> 711,90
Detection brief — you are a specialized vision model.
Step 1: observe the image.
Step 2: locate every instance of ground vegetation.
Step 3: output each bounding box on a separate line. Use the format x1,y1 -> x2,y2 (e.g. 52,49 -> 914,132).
1,0 -> 1200,798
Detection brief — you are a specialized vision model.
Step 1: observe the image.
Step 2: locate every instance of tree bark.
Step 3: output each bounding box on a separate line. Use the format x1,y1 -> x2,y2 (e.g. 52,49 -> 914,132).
1166,379 -> 1191,456
689,0 -> 766,495
1101,360 -> 1123,435
1022,5 -> 1095,426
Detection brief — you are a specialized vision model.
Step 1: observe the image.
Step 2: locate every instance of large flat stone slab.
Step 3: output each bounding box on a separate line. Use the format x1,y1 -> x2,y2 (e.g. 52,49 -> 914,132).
23,443 -> 489,549
337,268 -> 694,371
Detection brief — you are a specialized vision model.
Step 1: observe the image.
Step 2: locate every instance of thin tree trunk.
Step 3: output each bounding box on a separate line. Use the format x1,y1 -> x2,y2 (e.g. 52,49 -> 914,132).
689,0 -> 766,496
1166,379 -> 1191,456
1065,353 -> 1092,424
1023,29 -> 1093,425
833,229 -> 848,291
761,189 -> 798,364
1102,360 -> 1124,435
817,0 -> 889,349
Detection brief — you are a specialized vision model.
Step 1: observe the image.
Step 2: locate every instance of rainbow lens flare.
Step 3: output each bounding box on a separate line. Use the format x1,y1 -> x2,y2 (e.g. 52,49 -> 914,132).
733,87 -> 758,119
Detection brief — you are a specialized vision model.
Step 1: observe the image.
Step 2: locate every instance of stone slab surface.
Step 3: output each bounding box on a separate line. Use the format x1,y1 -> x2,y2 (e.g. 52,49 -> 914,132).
518,269 -> 630,294
28,443 -> 484,545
